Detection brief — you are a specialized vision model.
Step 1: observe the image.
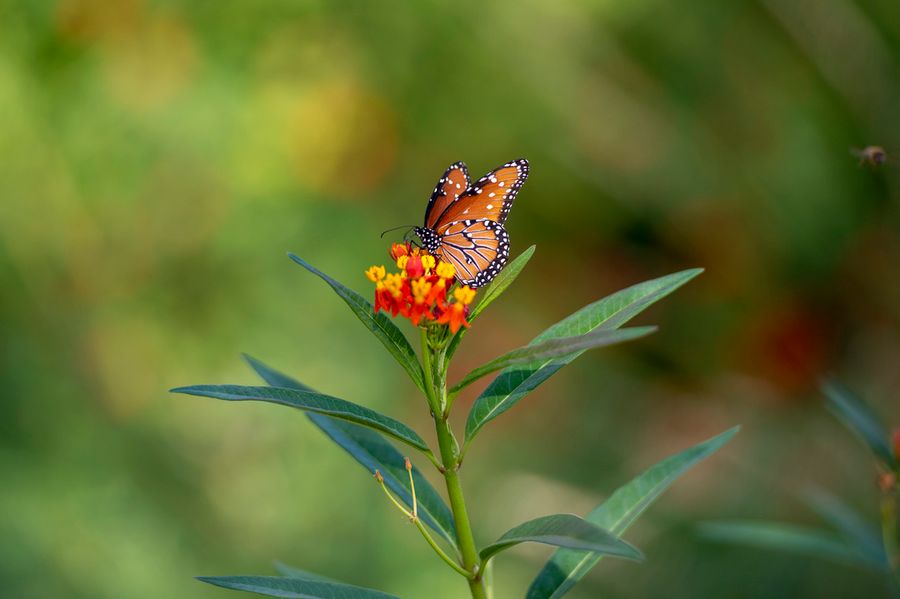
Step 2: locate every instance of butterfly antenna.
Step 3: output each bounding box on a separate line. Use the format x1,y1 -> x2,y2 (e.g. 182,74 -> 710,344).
380,224 -> 417,239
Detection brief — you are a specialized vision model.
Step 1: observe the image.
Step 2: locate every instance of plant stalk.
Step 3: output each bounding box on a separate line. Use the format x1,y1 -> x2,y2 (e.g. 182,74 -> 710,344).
413,517 -> 474,578
421,328 -> 487,599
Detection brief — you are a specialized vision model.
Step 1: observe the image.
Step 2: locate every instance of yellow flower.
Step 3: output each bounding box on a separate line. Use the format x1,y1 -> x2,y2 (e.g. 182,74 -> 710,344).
453,285 -> 476,305
365,265 -> 386,282
435,261 -> 455,279
420,254 -> 436,271
410,277 -> 432,304
383,273 -> 404,298
396,255 -> 409,270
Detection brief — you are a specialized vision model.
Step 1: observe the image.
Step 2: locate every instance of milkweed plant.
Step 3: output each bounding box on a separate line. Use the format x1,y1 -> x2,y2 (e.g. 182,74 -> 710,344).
702,381 -> 900,596
173,166 -> 739,599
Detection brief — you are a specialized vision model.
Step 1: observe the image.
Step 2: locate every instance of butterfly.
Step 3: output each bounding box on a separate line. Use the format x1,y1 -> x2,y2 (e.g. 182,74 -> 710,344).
414,158 -> 529,288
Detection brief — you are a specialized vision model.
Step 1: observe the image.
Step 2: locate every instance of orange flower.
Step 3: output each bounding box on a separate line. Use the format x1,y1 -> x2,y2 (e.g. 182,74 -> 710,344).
408,277 -> 433,326
435,285 -> 476,333
367,245 -> 476,331
426,277 -> 447,307
390,242 -> 410,261
373,273 -> 406,316
374,281 -> 393,314
435,303 -> 469,333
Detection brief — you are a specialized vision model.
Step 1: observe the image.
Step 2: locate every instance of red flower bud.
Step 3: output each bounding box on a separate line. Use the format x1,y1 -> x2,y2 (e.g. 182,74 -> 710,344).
405,255 -> 424,279
389,242 -> 410,261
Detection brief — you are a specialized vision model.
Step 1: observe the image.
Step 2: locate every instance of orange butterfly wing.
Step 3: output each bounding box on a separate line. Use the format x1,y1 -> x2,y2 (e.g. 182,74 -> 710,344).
434,159 -> 528,226
435,219 -> 510,288
424,162 -> 470,229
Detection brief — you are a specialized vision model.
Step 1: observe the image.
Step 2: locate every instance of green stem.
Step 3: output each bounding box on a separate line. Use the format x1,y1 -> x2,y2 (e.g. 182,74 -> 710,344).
423,450 -> 444,471
420,328 -> 442,415
421,328 -> 487,599
375,469 -> 471,577
413,517 -> 473,578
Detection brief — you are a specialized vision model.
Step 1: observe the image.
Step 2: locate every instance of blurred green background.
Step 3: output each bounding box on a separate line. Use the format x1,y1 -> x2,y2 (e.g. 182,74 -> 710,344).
2,0 -> 899,597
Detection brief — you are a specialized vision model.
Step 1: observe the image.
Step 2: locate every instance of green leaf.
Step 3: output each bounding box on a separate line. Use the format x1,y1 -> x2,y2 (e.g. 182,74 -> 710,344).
450,327 -> 656,394
697,521 -> 885,570
273,563 -> 335,582
803,488 -> 886,567
465,268 -> 703,442
883,494 -> 900,592
447,245 -> 535,361
245,355 -> 458,549
479,514 -> 642,565
823,380 -> 896,467
527,426 -> 738,599
171,384 -> 431,455
287,253 -> 425,394
197,575 -> 399,598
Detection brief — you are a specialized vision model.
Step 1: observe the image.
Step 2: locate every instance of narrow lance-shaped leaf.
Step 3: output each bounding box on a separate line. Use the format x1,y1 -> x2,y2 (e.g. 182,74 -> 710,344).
197,575 -> 400,599
479,514 -> 642,566
884,492 -> 900,591
451,327 -> 656,394
803,487 -> 886,567
466,268 -> 703,442
245,355 -> 457,549
697,521 -> 885,571
823,380 -> 896,467
288,254 -> 426,394
273,563 -> 335,582
446,246 -> 535,361
171,384 -> 432,456
527,426 -> 738,599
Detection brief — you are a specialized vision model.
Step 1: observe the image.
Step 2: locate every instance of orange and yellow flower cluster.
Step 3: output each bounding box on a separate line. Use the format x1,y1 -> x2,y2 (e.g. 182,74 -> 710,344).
365,243 -> 476,333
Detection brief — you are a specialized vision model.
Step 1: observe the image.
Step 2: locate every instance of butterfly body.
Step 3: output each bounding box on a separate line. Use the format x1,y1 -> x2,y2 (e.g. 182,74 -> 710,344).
414,226 -> 442,254
415,159 -> 529,288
